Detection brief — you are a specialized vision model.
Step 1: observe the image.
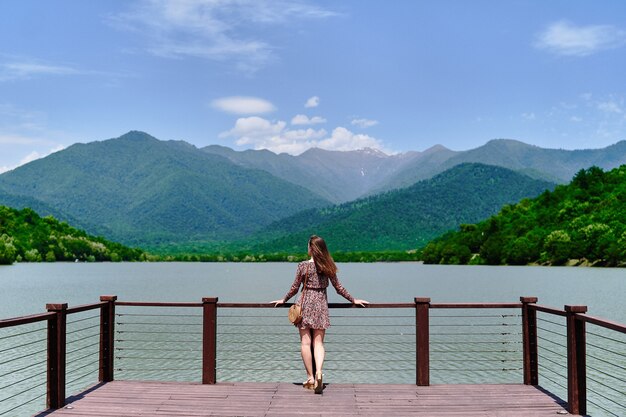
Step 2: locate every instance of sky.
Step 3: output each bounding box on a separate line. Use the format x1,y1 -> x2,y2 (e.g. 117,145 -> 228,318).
1,0 -> 626,173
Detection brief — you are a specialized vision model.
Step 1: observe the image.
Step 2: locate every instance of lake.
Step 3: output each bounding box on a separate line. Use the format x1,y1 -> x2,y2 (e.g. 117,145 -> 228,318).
1,262 -> 624,319
0,263 -> 624,416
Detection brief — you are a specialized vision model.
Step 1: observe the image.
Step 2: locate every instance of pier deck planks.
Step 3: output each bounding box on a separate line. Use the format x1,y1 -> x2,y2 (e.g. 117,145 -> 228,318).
36,381 -> 567,417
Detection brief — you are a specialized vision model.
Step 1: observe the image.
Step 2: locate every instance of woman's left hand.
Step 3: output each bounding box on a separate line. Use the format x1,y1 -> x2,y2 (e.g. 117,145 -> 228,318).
270,299 -> 285,307
353,299 -> 369,307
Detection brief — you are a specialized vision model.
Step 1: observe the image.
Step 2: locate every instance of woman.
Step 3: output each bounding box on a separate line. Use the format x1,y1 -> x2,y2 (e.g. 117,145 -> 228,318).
271,235 -> 368,394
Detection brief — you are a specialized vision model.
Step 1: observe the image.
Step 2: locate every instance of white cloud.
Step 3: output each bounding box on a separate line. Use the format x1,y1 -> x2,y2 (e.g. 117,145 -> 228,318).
219,116 -> 325,154
0,57 -> 131,82
0,144 -> 66,173
351,118 -> 379,128
291,114 -> 326,125
220,117 -> 387,154
535,21 -> 626,56
521,112 -> 536,120
19,145 -> 65,165
304,96 -> 320,108
219,116 -> 286,144
318,127 -> 383,152
597,100 -> 623,114
570,116 -> 583,122
211,96 -> 276,114
111,1 -> 337,73
0,61 -> 79,82
19,151 -> 48,166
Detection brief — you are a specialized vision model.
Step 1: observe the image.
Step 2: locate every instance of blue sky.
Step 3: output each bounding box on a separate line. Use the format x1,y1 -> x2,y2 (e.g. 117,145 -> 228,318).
1,0 -> 626,173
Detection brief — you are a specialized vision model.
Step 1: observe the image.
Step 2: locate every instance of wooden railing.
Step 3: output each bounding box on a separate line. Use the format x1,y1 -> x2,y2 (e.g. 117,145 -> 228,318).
0,296 -> 624,416
528,302 -> 626,416
0,296 -> 116,415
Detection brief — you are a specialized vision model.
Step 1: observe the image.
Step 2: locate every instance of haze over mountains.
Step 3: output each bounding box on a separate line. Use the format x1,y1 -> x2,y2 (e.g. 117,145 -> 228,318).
205,138 -> 626,201
202,144 -> 423,203
0,131 -> 623,252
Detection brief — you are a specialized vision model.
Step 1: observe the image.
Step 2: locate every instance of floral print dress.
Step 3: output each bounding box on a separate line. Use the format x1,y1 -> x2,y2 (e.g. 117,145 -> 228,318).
283,260 -> 354,329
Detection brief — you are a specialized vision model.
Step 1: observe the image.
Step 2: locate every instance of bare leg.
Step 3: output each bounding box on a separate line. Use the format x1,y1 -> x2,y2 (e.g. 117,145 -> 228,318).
299,328 -> 314,383
312,329 -> 326,393
312,329 -> 326,375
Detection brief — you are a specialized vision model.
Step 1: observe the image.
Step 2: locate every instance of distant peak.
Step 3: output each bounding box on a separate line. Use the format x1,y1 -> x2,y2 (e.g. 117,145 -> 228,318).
357,147 -> 388,157
423,144 -> 450,153
117,131 -> 159,142
203,144 -> 232,151
485,138 -> 536,148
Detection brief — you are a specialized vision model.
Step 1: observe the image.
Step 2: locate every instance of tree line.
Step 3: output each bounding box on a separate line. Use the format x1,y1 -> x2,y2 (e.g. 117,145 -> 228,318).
155,250 -> 420,263
422,166 -> 626,266
0,206 -> 145,264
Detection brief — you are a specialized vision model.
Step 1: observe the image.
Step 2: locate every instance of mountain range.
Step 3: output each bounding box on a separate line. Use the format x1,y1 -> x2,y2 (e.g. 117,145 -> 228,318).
0,131 -> 623,251
203,138 -> 626,202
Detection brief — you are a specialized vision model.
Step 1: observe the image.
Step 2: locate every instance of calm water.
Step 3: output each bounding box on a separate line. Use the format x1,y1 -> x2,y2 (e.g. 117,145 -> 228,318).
1,262 -> 624,319
0,263 -> 624,416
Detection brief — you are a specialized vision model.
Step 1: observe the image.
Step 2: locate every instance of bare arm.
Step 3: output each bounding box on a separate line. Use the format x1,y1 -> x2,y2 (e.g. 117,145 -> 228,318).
329,274 -> 355,303
329,274 -> 369,307
270,263 -> 303,306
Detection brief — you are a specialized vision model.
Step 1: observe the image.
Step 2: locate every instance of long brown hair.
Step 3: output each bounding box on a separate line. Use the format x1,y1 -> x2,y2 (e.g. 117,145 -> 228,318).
308,235 -> 337,277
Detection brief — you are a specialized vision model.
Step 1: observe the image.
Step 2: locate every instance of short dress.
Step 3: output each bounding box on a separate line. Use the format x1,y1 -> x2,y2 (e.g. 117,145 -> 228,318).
283,260 -> 354,329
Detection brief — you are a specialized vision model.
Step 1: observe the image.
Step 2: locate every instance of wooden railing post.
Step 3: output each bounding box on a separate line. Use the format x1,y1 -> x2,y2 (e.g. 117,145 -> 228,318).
565,305 -> 587,416
99,295 -> 117,382
520,297 -> 538,385
202,297 -> 218,384
415,297 -> 430,386
46,303 -> 67,409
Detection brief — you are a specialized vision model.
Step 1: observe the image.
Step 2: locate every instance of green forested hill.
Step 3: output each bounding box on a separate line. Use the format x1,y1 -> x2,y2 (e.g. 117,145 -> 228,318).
0,188 -> 78,224
0,206 -> 144,264
422,165 -> 626,266
0,131 -> 330,249
236,163 -> 555,253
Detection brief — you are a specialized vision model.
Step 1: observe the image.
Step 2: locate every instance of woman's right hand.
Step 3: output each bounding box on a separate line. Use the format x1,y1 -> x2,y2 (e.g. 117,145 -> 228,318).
353,299 -> 369,307
270,299 -> 285,307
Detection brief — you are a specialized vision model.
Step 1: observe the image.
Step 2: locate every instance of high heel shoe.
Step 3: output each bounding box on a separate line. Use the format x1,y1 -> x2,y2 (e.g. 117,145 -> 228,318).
314,371 -> 323,394
303,379 -> 315,390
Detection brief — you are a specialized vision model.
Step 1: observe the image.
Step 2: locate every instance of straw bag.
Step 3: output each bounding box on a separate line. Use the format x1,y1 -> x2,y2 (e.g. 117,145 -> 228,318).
288,263 -> 310,324
288,304 -> 302,324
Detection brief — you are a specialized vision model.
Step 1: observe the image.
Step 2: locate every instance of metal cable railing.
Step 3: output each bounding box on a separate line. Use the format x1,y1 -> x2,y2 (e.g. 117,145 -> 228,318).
536,313 -> 568,402
0,321 -> 48,417
584,323 -> 626,417
430,310 -> 523,384
65,311 -> 101,398
115,306 -> 203,382
217,307 -> 416,384
217,308 -> 298,378
112,303 -> 539,386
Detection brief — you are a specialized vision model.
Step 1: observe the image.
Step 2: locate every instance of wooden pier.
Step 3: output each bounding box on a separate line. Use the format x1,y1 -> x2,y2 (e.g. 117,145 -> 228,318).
0,296 -> 623,416
36,381 -> 566,416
